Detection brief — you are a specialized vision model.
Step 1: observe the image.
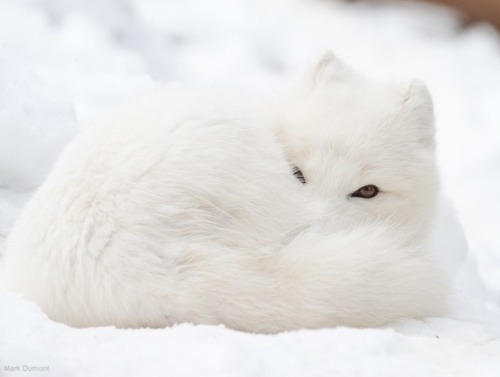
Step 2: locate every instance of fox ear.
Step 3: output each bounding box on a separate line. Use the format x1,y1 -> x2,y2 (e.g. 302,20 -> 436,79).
310,51 -> 347,85
401,80 -> 436,147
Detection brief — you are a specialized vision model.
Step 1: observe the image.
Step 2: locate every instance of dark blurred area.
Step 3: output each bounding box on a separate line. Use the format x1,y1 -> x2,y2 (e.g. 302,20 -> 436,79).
418,0 -> 500,28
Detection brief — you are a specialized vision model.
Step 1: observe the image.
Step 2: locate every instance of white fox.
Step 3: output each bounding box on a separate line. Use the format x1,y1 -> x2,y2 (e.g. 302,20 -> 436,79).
1,52 -> 448,333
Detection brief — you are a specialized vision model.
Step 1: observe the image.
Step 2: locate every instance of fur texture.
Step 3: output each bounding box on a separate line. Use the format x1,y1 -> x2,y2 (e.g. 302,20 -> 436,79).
1,52 -> 449,332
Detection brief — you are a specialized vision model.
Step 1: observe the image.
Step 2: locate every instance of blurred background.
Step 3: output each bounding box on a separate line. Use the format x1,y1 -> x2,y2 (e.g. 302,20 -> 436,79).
0,0 -> 499,304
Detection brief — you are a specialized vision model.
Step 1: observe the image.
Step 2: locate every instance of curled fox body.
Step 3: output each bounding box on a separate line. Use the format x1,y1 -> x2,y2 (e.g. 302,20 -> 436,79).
1,53 -> 448,332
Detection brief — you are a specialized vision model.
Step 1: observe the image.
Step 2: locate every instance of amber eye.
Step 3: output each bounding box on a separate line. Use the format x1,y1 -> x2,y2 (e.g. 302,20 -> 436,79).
351,185 -> 379,199
292,166 -> 306,184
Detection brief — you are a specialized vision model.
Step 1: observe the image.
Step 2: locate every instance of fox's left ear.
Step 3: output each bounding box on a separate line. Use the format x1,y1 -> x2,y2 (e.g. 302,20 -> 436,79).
401,80 -> 436,148
308,51 -> 348,86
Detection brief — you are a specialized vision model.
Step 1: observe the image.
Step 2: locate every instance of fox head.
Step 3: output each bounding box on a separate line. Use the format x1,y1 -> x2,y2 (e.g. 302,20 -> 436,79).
274,52 -> 438,235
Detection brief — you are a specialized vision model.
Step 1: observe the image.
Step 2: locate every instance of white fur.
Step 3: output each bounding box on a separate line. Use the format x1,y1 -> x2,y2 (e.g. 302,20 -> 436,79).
1,52 -> 449,332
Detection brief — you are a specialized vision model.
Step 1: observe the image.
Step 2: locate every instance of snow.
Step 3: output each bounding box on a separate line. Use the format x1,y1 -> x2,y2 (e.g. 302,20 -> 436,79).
0,0 -> 499,375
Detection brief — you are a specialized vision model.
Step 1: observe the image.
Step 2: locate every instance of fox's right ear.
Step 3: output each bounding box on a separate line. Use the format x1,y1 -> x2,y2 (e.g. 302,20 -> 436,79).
400,80 -> 436,148
308,51 -> 347,86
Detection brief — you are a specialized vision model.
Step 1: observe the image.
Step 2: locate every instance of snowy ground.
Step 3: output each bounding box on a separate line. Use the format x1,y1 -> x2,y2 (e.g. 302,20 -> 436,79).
1,0 -> 500,375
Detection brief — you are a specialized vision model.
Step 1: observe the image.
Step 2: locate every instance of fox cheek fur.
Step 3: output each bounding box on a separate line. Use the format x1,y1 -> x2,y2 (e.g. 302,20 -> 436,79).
0,51 -> 449,333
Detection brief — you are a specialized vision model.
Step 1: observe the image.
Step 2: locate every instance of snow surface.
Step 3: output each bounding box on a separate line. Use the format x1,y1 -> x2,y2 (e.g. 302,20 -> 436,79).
0,0 -> 499,375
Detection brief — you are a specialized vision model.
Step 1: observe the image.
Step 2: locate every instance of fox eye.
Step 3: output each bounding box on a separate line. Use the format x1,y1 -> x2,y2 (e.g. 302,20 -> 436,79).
351,185 -> 379,199
292,166 -> 306,184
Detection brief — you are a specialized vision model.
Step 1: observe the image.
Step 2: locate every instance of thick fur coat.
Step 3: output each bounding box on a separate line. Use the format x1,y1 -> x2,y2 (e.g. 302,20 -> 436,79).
1,53 -> 448,332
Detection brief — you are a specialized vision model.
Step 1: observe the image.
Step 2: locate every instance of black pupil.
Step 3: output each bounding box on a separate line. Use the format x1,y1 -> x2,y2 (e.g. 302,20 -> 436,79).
293,166 -> 306,184
361,186 -> 374,195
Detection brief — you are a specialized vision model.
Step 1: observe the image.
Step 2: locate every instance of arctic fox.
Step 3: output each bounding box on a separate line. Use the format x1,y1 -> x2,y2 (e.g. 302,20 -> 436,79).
1,52 -> 448,333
